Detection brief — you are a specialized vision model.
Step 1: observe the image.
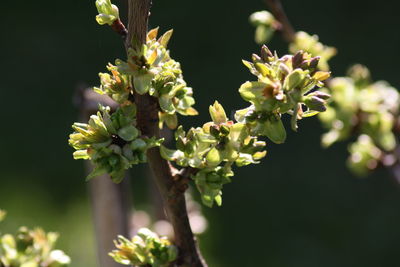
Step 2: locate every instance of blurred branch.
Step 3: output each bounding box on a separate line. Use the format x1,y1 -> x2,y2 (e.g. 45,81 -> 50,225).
76,87 -> 132,267
126,0 -> 207,266
264,0 -> 295,42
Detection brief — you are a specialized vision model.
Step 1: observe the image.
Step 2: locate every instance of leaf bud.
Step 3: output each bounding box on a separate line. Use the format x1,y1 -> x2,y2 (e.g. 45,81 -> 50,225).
95,0 -> 120,26
292,51 -> 304,69
261,45 -> 273,61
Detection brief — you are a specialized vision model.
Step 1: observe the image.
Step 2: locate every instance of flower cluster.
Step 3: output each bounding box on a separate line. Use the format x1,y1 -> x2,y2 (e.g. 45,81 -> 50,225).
162,101 -> 267,207
319,64 -> 400,175
71,3 -> 198,182
0,214 -> 70,267
289,31 -> 336,71
69,104 -> 162,183
249,10 -> 279,44
120,28 -> 198,129
235,46 -> 331,144
109,228 -> 177,267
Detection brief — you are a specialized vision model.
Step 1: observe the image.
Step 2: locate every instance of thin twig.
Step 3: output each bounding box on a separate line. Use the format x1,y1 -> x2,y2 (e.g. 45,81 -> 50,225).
264,0 -> 296,42
126,1 -> 207,266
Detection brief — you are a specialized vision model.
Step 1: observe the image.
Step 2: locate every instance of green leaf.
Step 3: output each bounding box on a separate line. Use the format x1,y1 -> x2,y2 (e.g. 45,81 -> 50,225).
160,146 -> 184,161
283,69 -> 305,91
302,110 -> 319,117
133,73 -> 153,94
159,29 -> 174,47
118,125 -> 139,141
159,95 -> 175,113
262,117 -> 286,144
254,62 -> 271,77
238,81 -> 266,101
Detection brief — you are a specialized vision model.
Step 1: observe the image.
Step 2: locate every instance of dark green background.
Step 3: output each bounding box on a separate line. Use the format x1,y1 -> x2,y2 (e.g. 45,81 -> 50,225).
1,0 -> 400,266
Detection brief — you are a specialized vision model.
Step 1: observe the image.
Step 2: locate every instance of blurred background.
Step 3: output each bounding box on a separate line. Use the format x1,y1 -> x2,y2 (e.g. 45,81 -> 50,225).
1,0 -> 400,266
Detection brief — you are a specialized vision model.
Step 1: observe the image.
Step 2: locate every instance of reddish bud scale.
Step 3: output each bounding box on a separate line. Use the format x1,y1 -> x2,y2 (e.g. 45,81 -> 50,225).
111,19 -> 128,38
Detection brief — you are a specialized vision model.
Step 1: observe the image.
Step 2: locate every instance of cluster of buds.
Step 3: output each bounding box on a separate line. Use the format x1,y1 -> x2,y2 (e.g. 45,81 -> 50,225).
109,228 -> 177,266
236,46 -> 330,144
193,166 -> 234,207
69,104 -> 162,183
117,28 -> 198,129
94,63 -> 131,104
71,0 -> 197,182
0,216 -> 70,267
289,31 -> 337,71
319,64 -> 399,175
249,10 -> 280,44
161,102 -> 266,207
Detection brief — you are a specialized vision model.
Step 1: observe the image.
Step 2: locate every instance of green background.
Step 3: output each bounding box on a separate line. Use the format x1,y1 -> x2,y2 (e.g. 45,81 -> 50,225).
1,0 -> 400,266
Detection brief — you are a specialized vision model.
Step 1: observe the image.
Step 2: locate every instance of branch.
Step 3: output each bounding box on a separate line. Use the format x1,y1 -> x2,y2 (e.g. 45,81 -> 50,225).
126,1 -> 207,266
264,0 -> 296,42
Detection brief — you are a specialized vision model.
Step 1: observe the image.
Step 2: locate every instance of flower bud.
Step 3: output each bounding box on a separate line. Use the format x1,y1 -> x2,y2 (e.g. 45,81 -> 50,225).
260,45 -> 273,61
209,101 -> 227,124
95,0 -> 120,26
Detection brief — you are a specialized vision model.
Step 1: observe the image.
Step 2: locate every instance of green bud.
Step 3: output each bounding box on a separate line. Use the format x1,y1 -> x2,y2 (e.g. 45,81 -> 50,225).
95,0 -> 120,26
130,139 -> 147,151
118,125 -> 139,142
206,147 -> 222,167
209,101 -> 227,124
249,11 -> 275,26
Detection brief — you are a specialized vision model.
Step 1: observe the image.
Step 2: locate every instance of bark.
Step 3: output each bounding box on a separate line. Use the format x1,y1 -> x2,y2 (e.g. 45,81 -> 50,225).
126,1 -> 207,266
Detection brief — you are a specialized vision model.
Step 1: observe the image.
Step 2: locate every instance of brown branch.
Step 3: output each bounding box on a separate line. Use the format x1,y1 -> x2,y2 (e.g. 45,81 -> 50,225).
126,1 -> 207,266
264,0 -> 296,42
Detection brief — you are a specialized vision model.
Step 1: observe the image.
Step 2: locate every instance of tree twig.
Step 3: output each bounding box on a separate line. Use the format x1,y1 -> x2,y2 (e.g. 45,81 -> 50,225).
126,1 -> 207,266
264,0 -> 296,42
